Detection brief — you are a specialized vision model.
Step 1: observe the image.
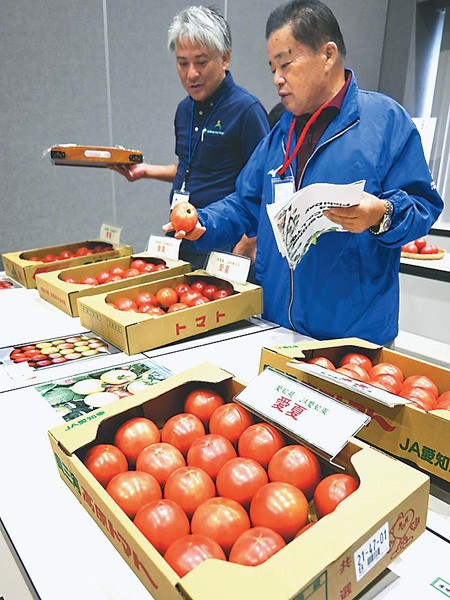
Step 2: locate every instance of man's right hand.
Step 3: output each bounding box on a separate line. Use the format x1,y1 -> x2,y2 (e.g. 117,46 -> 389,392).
110,162 -> 177,183
109,163 -> 150,181
162,220 -> 206,241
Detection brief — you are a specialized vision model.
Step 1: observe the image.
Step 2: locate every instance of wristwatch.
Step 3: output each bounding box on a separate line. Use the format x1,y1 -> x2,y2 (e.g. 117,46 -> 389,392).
370,200 -> 393,235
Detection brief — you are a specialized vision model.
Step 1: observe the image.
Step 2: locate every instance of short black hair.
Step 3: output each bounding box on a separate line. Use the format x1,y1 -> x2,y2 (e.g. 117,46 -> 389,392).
266,0 -> 346,58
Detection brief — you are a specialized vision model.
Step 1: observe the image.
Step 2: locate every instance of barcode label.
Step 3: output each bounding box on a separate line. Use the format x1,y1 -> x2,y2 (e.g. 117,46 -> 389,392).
354,522 -> 389,582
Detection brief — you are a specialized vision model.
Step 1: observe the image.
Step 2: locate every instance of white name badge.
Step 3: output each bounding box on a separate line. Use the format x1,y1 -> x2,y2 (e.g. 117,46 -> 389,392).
171,190 -> 190,209
272,175 -> 295,204
99,223 -> 121,245
205,251 -> 251,284
147,235 -> 181,260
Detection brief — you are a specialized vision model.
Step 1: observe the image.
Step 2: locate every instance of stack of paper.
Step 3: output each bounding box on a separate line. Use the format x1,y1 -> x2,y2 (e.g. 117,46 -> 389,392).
267,180 -> 365,269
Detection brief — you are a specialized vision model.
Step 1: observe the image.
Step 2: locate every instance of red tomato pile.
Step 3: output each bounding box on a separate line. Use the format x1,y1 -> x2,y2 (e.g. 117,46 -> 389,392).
111,279 -> 233,316
82,387 -> 360,577
61,259 -> 167,286
28,243 -> 113,263
401,237 -> 441,255
308,352 -> 450,412
0,279 -> 14,290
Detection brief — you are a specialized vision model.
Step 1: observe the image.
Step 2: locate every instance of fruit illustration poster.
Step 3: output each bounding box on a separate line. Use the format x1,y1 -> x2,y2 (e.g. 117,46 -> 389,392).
35,359 -> 171,421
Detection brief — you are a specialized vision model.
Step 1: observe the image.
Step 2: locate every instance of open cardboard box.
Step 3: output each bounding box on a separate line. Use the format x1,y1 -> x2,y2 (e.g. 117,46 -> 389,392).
35,254 -> 191,317
77,272 -> 263,354
48,362 -> 429,600
2,241 -> 132,289
260,338 -> 450,483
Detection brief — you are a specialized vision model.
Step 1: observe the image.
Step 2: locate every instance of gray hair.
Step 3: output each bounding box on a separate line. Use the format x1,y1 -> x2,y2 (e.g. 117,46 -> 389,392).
168,6 -> 232,55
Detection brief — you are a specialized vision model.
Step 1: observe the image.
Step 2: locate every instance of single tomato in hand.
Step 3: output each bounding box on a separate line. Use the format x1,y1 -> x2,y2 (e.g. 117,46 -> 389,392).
170,202 -> 198,233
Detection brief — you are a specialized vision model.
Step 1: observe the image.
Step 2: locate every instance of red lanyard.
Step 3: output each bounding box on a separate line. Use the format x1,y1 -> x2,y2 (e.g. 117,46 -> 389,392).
277,100 -> 331,177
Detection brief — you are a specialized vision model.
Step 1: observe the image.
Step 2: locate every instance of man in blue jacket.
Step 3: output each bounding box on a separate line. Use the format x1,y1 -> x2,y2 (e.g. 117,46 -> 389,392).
164,0 -> 443,346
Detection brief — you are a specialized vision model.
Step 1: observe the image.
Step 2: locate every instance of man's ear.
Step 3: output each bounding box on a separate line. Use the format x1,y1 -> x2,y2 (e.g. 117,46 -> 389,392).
222,49 -> 231,70
323,41 -> 339,69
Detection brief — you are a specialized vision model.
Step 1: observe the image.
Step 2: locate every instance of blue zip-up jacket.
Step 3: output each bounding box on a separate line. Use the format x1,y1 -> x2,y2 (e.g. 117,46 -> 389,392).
195,72 -> 443,345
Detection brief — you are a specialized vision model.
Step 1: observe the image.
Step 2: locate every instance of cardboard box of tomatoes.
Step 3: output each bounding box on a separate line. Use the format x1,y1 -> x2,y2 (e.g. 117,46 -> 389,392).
35,254 -> 191,317
260,338 -> 450,483
48,362 -> 429,600
2,240 -> 133,289
76,272 -> 263,354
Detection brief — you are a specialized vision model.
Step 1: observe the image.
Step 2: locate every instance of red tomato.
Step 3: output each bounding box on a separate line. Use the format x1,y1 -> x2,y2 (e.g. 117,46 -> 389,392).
313,473 -> 359,518
215,457 -> 268,507
250,482 -> 308,542
106,471 -> 162,518
308,356 -> 336,370
167,302 -> 188,313
399,386 -> 437,411
179,289 -> 202,306
184,388 -> 225,426
202,284 -> 219,300
123,268 -> 141,279
136,442 -> 186,487
108,275 -> 123,283
190,296 -> 210,306
213,289 -> 232,300
141,262 -> 156,273
190,280 -> 206,294
164,466 -> 216,518
436,391 -> 450,410
109,266 -> 126,277
209,402 -> 254,446
83,444 -> 128,487
133,499 -> 190,555
139,304 -> 165,316
337,363 -> 370,382
339,352 -> 373,373
134,291 -> 158,308
229,526 -> 285,566
401,374 -> 439,398
114,297 -> 138,311
191,497 -> 250,555
414,237 -> 427,250
238,423 -> 286,468
153,263 -> 167,271
294,521 -> 316,538
129,259 -> 148,271
164,534 -> 226,577
96,271 -> 113,284
401,242 -> 418,253
161,413 -> 206,456
63,276 -> 78,284
421,244 -> 439,254
174,283 -> 191,296
114,417 -> 160,466
268,444 -> 321,499
42,254 -> 57,263
80,275 -> 99,286
170,202 -> 198,233
370,373 -> 403,394
75,246 -> 91,256
187,434 -> 237,480
369,362 -> 404,383
156,286 -> 178,309
58,249 -> 74,260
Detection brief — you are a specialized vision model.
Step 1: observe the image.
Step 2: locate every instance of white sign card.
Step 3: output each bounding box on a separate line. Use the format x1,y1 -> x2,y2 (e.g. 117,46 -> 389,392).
146,235 -> 181,261
99,223 -> 121,245
292,362 -> 409,408
205,251 -> 251,285
235,367 -> 370,461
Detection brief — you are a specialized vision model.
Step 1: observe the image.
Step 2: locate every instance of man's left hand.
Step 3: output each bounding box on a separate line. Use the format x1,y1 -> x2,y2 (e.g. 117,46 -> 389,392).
323,192 -> 387,233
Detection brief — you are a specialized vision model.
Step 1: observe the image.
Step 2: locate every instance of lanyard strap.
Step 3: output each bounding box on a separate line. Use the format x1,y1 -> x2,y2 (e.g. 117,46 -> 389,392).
277,100 -> 331,177
181,92 -> 227,191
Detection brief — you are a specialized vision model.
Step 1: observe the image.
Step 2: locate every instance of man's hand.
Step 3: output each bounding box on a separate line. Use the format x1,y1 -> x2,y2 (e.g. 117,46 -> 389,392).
109,163 -> 150,181
323,191 -> 388,233
162,220 -> 206,241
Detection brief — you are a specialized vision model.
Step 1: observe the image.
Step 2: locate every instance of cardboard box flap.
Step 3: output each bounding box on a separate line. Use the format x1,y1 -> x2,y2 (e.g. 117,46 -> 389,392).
268,337 -> 380,359
50,363 -> 235,456
234,367 -> 370,463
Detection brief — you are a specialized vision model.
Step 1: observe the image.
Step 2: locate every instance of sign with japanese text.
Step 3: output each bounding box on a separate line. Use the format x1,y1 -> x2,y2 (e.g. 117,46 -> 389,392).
146,235 -> 181,261
99,223 -> 121,245
206,251 -> 251,284
235,368 -> 370,460
291,362 -> 409,408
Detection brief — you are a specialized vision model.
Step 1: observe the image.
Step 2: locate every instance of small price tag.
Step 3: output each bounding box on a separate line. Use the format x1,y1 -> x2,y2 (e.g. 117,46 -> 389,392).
235,368 -> 370,461
354,523 -> 389,581
99,223 -> 121,245
205,251 -> 251,284
147,235 -> 181,260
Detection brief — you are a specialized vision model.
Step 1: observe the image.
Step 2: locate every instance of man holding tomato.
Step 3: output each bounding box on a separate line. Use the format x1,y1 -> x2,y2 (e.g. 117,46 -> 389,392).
164,0 -> 443,346
112,6 -> 269,270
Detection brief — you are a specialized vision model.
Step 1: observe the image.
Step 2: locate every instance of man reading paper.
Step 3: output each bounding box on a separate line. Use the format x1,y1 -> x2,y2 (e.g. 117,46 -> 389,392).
163,0 -> 443,346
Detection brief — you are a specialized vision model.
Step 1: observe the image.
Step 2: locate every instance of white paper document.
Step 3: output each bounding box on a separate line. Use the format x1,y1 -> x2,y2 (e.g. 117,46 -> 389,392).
267,180 -> 365,269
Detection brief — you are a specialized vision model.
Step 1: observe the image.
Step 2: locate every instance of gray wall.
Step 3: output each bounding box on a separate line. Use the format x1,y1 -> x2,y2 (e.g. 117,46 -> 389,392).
1,0 -> 388,266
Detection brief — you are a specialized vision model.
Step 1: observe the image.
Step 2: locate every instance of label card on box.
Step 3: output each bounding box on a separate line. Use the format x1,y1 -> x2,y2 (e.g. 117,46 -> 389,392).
205,251 -> 250,284
235,367 -> 370,461
147,235 -> 181,260
99,223 -> 121,245
291,362 -> 409,408
354,522 -> 389,581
